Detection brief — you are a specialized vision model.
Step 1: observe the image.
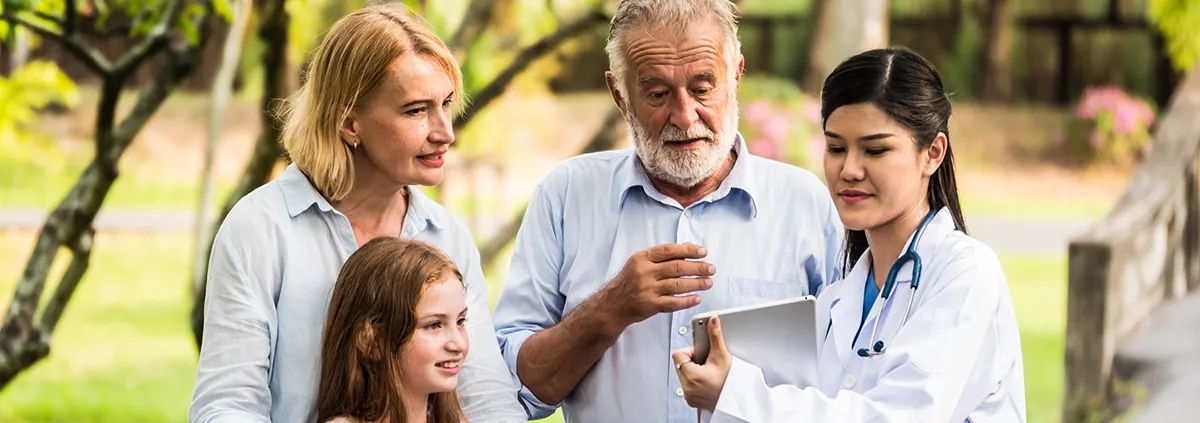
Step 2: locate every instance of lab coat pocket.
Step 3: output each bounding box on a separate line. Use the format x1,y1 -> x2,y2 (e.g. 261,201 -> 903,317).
903,307 -> 959,374
728,277 -> 806,306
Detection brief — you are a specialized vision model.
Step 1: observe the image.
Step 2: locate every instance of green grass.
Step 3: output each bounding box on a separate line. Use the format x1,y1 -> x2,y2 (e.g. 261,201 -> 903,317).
0,231 -> 1064,423
961,191 -> 1114,220
0,136 -> 235,212
0,232 -> 197,423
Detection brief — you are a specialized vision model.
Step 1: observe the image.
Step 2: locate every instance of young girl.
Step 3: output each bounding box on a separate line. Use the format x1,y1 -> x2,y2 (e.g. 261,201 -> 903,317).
317,237 -> 470,423
673,46 -> 1027,422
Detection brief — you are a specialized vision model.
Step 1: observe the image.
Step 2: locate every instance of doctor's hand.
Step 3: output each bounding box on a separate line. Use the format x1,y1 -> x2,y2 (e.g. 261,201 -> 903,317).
673,316 -> 731,411
598,243 -> 715,327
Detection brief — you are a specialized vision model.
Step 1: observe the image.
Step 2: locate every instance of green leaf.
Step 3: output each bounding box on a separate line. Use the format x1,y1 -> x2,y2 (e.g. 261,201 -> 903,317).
177,2 -> 207,45
1149,0 -> 1200,71
212,0 -> 232,22
0,60 -> 80,149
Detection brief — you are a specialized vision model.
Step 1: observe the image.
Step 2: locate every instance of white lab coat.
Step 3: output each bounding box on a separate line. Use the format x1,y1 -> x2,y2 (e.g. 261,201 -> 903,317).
710,208 -> 1026,422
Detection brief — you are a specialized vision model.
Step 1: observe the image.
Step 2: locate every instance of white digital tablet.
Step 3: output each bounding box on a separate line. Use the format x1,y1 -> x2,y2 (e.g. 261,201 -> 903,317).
691,295 -> 819,388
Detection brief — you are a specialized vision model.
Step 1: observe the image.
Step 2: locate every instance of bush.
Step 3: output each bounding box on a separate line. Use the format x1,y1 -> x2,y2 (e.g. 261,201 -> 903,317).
737,76 -> 824,171
1064,86 -> 1156,166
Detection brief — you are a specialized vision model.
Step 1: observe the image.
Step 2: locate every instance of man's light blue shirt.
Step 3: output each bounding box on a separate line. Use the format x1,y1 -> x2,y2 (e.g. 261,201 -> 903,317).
189,164 -> 525,423
492,136 -> 844,423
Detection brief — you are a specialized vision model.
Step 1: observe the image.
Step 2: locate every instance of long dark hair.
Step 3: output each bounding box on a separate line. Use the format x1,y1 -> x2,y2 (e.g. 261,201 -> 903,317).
820,46 -> 968,275
317,237 -> 467,423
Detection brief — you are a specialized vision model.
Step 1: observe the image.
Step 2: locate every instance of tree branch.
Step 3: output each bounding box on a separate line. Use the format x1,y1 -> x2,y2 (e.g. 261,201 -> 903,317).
38,229 -> 94,334
107,10 -> 213,163
478,107 -> 624,269
447,0 -> 496,55
453,9 -> 608,131
64,0 -> 77,35
32,11 -> 64,27
0,12 -> 112,74
112,0 -> 185,75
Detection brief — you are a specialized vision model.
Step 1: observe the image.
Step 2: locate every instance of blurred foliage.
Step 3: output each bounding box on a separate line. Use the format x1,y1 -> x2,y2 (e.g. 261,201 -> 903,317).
0,60 -> 79,153
1149,0 -> 1200,71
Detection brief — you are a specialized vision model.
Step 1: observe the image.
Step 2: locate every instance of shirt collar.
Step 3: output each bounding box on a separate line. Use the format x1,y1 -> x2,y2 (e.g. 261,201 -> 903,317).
614,133 -> 760,217
279,163 -> 443,231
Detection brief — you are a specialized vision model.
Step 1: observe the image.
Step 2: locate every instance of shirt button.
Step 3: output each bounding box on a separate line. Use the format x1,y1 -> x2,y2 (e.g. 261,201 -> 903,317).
683,209 -> 692,217
678,326 -> 688,335
676,388 -> 685,397
842,374 -> 857,389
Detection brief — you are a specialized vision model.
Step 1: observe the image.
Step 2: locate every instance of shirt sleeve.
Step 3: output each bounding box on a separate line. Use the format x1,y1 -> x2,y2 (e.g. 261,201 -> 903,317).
188,204 -> 279,423
820,195 -> 846,294
491,182 -> 569,420
453,225 -> 529,422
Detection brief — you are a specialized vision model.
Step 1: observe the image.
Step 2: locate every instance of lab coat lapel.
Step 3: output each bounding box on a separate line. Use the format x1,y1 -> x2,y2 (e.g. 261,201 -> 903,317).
829,250 -> 871,367
874,208 -> 959,344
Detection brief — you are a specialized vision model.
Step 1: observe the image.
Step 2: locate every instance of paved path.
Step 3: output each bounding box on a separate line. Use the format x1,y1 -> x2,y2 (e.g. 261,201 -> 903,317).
1114,292 -> 1200,423
0,208 -> 1093,254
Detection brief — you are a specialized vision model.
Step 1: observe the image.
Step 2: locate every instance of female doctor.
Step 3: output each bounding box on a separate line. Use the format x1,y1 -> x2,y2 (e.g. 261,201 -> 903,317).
672,46 -> 1027,422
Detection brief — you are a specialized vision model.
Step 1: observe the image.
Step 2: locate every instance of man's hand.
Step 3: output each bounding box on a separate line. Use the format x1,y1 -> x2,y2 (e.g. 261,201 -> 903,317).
598,243 -> 715,330
673,316 -> 731,411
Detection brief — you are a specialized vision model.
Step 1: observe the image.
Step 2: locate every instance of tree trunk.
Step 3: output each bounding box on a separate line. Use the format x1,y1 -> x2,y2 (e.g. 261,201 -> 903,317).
979,0 -> 1013,102
0,0 -> 210,390
191,0 -> 290,348
805,0 -> 889,91
192,0 -> 254,323
801,0 -> 830,93
447,0 -> 497,56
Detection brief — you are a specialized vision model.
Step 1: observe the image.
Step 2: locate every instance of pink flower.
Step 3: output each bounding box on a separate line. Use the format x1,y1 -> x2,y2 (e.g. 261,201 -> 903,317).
750,138 -> 780,161
760,114 -> 790,143
809,132 -> 826,166
801,97 -> 822,124
743,101 -> 773,126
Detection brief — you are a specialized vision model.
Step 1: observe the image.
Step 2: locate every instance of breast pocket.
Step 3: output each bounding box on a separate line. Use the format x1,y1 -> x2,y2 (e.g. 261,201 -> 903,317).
727,277 -> 807,307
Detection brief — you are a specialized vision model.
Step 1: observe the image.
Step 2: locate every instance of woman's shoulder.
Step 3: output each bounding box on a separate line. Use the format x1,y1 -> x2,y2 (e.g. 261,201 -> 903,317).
928,230 -> 1007,297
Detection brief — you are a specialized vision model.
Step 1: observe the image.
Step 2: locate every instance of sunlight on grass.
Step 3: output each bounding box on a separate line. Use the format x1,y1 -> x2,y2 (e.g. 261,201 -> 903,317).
0,232 -> 196,423
961,191 -> 1114,220
1002,254 -> 1068,423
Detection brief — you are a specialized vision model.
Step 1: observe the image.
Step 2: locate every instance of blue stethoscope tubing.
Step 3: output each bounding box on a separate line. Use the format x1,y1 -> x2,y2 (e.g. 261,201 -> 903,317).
856,209 -> 939,358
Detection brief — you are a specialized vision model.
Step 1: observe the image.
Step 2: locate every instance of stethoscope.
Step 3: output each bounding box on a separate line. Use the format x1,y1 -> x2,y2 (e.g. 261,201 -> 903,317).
856,209 -> 938,358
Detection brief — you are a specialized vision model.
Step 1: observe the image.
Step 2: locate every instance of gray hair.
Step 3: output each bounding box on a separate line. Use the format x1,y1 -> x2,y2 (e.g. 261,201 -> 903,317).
604,0 -> 742,96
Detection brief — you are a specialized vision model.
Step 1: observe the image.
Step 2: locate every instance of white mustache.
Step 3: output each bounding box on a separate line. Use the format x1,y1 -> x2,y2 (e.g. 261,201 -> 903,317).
660,124 -> 715,142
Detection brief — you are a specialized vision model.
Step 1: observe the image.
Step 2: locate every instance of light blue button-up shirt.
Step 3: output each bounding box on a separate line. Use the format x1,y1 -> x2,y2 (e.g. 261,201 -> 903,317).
492,137 -> 844,423
189,164 -> 525,423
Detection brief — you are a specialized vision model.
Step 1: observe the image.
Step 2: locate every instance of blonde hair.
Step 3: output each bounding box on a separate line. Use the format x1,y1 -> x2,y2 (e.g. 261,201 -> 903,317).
280,4 -> 464,202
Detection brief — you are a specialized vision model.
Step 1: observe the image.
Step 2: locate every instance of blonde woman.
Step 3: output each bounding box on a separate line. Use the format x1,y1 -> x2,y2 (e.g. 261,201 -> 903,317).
189,5 -> 524,423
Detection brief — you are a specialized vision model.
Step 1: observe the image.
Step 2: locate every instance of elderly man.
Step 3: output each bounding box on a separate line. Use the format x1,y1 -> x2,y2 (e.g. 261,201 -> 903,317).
491,1 -> 843,422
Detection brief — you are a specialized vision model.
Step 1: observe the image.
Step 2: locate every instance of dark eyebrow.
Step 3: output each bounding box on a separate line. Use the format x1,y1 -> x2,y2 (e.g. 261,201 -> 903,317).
420,313 -> 448,320
824,131 -> 895,142
692,72 -> 716,84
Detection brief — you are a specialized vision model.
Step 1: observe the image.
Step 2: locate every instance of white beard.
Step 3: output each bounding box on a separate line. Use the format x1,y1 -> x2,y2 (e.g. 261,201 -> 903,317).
627,98 -> 740,188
